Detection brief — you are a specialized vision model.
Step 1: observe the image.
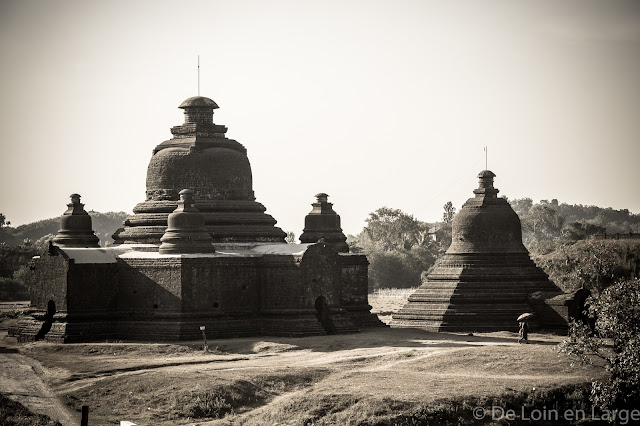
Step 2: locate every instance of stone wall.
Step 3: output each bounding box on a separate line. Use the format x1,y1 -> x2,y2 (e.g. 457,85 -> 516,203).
28,253 -> 69,312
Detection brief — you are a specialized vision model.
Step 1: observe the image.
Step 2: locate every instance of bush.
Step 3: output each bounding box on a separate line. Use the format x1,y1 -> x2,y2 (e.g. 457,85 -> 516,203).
532,240 -> 640,293
558,279 -> 640,413
366,247 -> 436,291
0,277 -> 30,301
389,383 -> 594,425
0,393 -> 61,425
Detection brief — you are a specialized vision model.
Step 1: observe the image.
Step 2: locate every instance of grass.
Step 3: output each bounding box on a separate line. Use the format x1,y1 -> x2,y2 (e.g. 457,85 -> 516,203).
1,292 -> 608,425
369,287 -> 415,324
0,394 -> 62,426
32,329 -> 601,425
390,383 -> 598,426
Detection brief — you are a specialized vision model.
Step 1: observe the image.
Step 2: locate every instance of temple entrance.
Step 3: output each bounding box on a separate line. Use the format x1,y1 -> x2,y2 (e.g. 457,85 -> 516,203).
314,296 -> 336,334
35,300 -> 55,341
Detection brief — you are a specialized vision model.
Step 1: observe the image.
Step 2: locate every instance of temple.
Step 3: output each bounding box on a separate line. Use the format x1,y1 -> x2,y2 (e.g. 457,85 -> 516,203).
391,171 -> 569,332
12,96 -> 382,342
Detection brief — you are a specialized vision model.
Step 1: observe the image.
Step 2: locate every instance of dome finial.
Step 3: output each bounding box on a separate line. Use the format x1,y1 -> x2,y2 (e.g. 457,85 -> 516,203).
178,96 -> 219,125
474,170 -> 499,197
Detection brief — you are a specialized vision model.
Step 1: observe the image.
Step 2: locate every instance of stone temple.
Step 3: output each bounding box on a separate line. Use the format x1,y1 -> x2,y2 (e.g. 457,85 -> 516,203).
12,96 -> 382,342
391,170 -> 569,332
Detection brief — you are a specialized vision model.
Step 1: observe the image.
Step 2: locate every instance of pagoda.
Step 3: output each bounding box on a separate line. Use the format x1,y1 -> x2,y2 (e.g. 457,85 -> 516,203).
391,171 -> 565,332
12,96 -> 382,342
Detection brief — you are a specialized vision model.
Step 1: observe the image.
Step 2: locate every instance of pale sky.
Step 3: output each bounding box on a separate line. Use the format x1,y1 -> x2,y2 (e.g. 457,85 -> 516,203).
1,0 -> 639,237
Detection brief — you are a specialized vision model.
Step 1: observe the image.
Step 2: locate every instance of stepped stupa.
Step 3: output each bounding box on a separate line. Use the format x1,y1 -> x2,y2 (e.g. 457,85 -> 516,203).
12,96 -> 382,342
391,170 -> 565,332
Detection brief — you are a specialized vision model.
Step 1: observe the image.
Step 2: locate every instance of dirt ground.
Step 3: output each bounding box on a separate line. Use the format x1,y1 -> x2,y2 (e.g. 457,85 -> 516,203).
0,300 -> 603,425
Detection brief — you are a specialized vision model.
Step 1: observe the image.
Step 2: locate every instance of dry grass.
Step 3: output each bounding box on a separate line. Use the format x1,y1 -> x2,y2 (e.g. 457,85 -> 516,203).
2,326 -> 605,425
368,287 -> 415,324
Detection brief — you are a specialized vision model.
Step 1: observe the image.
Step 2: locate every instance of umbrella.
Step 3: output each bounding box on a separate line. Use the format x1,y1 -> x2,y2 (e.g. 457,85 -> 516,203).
517,312 -> 534,322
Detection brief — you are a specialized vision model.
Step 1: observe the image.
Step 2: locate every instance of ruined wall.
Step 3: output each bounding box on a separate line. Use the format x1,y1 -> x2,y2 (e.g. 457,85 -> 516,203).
299,244 -> 342,308
339,254 -> 369,307
28,253 -> 69,311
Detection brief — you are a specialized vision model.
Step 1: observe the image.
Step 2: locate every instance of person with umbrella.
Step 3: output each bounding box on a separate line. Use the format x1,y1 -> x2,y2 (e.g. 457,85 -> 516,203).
517,313 -> 533,344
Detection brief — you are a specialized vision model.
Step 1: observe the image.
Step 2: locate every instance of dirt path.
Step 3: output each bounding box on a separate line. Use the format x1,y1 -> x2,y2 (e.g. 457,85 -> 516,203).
0,348 -> 77,425
0,328 -> 597,425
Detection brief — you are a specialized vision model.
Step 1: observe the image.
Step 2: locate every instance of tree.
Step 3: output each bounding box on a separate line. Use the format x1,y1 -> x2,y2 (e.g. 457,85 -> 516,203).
523,204 -> 565,243
509,198 -> 533,219
435,202 -> 456,253
364,207 -> 428,251
562,221 -> 606,241
285,231 -> 296,244
359,207 -> 438,290
558,279 -> 640,412
0,213 -> 9,228
441,201 -> 456,225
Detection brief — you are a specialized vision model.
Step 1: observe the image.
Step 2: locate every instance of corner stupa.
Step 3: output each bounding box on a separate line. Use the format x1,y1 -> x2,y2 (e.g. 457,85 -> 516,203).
52,194 -> 100,248
299,193 -> 349,253
391,170 -> 564,332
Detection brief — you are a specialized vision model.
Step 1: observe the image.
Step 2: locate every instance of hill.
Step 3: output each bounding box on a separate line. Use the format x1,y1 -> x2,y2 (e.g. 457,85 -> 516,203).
0,211 -> 128,247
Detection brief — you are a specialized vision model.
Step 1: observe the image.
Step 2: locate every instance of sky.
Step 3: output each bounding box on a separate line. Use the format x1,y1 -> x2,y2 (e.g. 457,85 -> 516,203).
1,0 -> 639,238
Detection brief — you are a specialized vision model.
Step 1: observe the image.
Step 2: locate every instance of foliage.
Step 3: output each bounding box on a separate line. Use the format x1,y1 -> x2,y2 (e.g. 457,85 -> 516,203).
0,277 -> 30,301
356,207 -> 442,291
442,201 -> 456,225
285,231 -> 296,244
0,237 -> 56,301
0,393 -> 62,426
0,244 -> 39,278
531,240 -> 640,293
346,234 -> 364,253
363,207 -> 429,252
367,247 -> 437,291
562,221 -> 607,241
433,202 -> 456,254
558,279 -> 640,413
391,383 -> 594,425
508,198 -> 640,247
516,202 -> 565,246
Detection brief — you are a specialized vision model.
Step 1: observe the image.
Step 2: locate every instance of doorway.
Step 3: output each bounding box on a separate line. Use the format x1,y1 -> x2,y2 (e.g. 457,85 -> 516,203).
314,296 -> 336,334
35,300 -> 56,341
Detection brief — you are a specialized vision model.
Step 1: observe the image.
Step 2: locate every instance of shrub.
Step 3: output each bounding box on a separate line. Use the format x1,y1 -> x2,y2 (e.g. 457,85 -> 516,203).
558,279 -> 640,412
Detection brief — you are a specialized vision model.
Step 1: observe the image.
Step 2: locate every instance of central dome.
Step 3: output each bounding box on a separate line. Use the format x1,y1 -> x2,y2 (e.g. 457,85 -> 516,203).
448,170 -> 526,254
113,96 -> 286,244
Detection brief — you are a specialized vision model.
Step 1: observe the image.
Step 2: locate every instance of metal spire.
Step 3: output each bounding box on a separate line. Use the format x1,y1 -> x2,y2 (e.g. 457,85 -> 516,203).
484,146 -> 488,170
